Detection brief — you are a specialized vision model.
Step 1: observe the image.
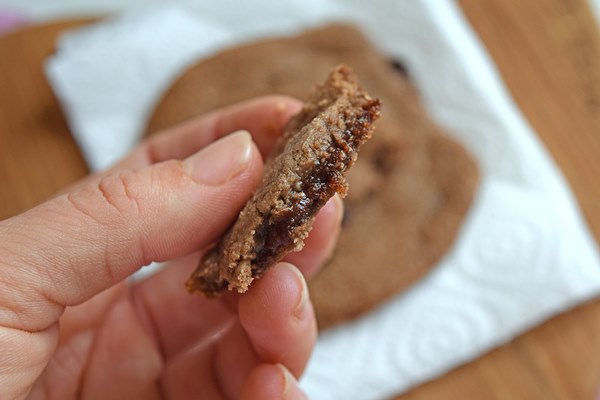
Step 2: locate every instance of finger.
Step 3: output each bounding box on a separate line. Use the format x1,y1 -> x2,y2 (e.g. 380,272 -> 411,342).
0,131 -> 262,333
284,194 -> 343,278
53,96 -> 301,203
162,262 -> 316,400
81,300 -> 162,400
241,364 -> 308,400
237,263 -> 316,378
211,263 -> 315,399
121,95 -> 302,170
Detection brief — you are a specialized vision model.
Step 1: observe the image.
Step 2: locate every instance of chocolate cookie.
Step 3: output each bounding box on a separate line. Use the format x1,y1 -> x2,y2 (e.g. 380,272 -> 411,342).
186,65 -> 380,295
147,24 -> 479,329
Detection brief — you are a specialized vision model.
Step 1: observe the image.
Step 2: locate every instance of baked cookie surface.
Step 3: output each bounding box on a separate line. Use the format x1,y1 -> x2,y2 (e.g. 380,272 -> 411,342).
147,24 -> 479,329
186,65 -> 380,295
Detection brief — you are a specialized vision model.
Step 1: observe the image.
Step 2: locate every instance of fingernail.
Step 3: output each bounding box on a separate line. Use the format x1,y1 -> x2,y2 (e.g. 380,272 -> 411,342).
336,194 -> 344,222
184,130 -> 253,185
328,194 -> 344,225
275,364 -> 307,400
281,263 -> 309,319
275,363 -> 291,396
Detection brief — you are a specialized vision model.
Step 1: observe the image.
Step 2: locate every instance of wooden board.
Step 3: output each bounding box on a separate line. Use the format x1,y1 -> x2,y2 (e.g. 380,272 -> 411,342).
0,1 -> 599,398
0,20 -> 90,219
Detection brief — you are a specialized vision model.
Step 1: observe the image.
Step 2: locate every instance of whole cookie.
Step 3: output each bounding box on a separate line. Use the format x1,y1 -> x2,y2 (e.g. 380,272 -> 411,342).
147,24 -> 479,330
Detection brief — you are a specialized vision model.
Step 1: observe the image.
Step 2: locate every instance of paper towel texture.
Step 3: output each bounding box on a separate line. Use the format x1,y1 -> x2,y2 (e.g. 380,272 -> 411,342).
45,0 -> 600,398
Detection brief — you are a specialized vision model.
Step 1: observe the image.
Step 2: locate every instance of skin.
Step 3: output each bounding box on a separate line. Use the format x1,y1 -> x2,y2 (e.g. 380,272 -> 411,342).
0,96 -> 343,400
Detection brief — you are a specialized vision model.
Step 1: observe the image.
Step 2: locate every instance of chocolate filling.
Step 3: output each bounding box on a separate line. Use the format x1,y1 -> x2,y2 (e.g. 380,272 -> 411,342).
251,102 -> 380,276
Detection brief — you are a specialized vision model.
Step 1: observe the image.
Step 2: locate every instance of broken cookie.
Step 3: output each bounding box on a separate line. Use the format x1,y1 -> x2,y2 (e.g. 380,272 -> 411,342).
186,65 -> 381,296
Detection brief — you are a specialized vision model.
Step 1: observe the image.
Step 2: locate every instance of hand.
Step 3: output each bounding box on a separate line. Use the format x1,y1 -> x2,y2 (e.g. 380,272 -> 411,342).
0,96 -> 343,399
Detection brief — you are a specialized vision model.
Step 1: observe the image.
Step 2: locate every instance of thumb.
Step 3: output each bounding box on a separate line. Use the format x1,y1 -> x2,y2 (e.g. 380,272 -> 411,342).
0,130 -> 262,333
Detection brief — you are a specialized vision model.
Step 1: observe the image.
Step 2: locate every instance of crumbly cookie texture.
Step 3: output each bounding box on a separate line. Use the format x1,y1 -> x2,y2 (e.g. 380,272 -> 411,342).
186,65 -> 381,296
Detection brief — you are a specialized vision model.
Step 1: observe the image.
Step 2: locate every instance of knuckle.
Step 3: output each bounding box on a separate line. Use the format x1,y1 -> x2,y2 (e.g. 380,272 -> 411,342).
67,166 -> 172,225
72,164 -> 185,221
96,171 -> 142,216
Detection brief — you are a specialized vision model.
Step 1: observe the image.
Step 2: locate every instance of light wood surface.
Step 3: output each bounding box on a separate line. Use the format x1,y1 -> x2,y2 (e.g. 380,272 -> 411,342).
0,20 -> 90,219
0,1 -> 599,398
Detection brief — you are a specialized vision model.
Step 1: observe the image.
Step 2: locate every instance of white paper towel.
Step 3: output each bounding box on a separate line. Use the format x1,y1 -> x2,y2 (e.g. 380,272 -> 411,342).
45,1 -> 600,398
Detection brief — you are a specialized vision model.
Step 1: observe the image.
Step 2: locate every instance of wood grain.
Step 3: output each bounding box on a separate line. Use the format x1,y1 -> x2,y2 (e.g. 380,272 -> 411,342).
460,0 -> 600,239
0,1 -> 599,398
0,20 -> 91,220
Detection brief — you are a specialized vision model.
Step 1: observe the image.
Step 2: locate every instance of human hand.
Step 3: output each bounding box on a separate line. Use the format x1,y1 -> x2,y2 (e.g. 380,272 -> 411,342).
0,96 -> 343,399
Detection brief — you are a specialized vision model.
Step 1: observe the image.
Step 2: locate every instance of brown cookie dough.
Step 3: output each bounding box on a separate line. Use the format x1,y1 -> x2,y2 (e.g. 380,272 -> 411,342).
147,24 -> 479,329
186,65 -> 380,295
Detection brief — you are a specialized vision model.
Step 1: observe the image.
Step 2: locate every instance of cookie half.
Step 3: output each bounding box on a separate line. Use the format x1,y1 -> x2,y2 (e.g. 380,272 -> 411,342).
186,65 -> 380,295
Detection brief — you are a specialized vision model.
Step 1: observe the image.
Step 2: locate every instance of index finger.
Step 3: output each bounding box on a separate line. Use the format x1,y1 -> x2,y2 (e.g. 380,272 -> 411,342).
55,96 -> 301,197
119,95 -> 302,171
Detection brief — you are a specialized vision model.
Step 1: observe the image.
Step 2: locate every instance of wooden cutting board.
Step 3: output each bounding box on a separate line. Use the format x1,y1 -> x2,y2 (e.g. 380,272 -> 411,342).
0,1 -> 599,398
